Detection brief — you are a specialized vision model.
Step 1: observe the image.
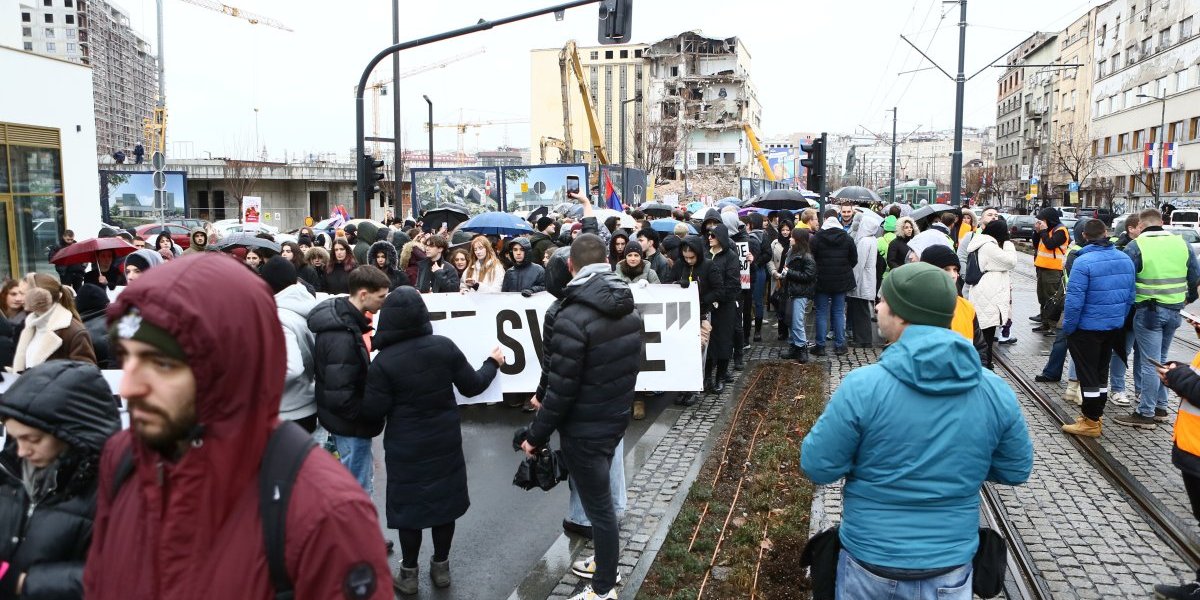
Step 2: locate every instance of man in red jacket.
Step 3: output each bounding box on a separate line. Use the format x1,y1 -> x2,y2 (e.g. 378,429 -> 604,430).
83,253 -> 391,599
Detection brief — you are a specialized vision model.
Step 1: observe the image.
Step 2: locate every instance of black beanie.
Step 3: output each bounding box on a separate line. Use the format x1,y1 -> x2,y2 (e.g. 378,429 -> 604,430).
919,245 -> 960,270
124,252 -> 153,273
536,216 -> 554,232
75,283 -> 110,315
260,255 -> 297,294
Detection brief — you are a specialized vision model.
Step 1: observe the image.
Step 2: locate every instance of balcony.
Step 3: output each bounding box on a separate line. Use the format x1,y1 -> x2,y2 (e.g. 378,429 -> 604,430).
1025,105 -> 1047,119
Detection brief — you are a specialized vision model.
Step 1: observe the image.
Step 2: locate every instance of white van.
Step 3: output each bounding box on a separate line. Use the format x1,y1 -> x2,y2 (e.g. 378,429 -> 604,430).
1170,209 -> 1200,231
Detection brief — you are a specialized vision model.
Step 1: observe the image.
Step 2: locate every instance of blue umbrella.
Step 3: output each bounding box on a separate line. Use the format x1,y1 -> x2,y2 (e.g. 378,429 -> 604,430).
716,197 -> 742,209
649,219 -> 697,235
459,212 -> 536,236
686,201 -> 705,213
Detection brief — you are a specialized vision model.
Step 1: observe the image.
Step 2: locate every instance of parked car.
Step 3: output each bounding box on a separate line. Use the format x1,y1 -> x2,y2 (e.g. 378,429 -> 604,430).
135,223 -> 192,249
212,219 -> 280,238
168,218 -> 209,231
1059,206 -> 1078,219
1075,206 -> 1114,225
1166,226 -> 1200,257
1008,214 -> 1036,241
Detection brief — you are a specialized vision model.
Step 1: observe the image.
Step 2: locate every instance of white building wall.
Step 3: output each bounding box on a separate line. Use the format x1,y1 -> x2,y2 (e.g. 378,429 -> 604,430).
0,44 -> 101,237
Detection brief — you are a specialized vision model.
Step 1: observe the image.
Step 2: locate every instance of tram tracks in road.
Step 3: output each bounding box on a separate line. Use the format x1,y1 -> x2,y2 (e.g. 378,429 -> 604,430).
994,351 -> 1200,574
978,482 -> 1053,600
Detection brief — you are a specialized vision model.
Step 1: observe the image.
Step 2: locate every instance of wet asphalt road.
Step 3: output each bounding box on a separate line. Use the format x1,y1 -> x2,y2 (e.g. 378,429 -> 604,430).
364,393 -> 680,599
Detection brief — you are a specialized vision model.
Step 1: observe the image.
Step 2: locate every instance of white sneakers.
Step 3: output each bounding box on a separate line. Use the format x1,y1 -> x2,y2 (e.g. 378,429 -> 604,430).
1063,381 -> 1082,406
1111,391 -> 1131,406
571,556 -> 622,584
567,586 -> 618,600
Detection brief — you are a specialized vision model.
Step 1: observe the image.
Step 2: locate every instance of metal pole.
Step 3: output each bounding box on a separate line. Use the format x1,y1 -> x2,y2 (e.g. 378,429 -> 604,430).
392,0 -> 401,215
423,95 -> 433,168
156,0 -> 165,110
620,98 -> 626,206
948,0 -> 967,207
890,107 -> 897,206
1156,98 -> 1165,207
355,0 -> 604,217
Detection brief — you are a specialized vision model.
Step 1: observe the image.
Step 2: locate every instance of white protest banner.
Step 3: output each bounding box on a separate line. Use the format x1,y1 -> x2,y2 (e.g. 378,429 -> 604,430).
736,240 -> 751,289
423,284 -> 703,404
242,196 -> 262,232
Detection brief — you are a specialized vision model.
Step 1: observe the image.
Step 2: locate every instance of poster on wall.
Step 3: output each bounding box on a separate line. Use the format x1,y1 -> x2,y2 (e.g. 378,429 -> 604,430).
411,167 -> 501,216
98,171 -> 188,227
242,196 -> 262,232
501,164 -> 589,214
767,149 -> 796,184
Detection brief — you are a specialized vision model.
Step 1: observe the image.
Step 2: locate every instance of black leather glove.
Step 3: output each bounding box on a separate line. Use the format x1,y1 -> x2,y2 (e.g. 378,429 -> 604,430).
521,289 -> 534,298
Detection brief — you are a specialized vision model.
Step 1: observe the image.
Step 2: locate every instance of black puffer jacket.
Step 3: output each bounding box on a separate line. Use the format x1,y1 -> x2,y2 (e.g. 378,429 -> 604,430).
415,257 -> 460,293
811,227 -> 858,294
298,263 -> 324,292
527,265 -> 644,445
707,224 -> 742,304
369,241 -> 412,291
0,361 -> 120,599
361,288 -> 497,530
307,297 -> 384,438
78,309 -> 112,370
669,235 -> 718,314
784,250 -> 818,299
502,238 -> 546,294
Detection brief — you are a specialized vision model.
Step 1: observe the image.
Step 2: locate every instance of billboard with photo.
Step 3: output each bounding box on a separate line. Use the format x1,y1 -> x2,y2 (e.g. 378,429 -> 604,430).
739,177 -> 788,200
411,167 -> 501,216
767,149 -> 797,184
98,170 -> 188,226
500,164 -> 588,213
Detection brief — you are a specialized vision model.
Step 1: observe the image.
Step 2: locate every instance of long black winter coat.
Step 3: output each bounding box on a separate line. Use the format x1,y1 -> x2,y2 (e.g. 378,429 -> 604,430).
669,235 -> 718,315
0,361 -> 120,600
307,297 -> 384,438
706,225 -> 742,361
784,251 -> 818,299
415,257 -> 460,293
502,238 -> 547,293
811,227 -> 858,294
325,261 -> 353,295
361,288 -> 497,530
298,264 -> 324,293
79,309 -> 112,370
526,266 -> 644,446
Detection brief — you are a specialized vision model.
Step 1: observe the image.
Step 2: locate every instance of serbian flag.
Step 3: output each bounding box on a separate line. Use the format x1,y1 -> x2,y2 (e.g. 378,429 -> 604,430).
604,172 -> 623,211
1163,142 -> 1175,169
1144,143 -> 1156,169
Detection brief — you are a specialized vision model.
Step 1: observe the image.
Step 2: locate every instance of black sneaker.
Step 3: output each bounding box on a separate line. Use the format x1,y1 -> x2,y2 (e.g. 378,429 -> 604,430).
811,346 -> 826,357
1034,374 -> 1060,383
834,345 -> 848,356
1155,408 -> 1170,422
1031,325 -> 1049,332
1029,315 -> 1043,322
753,333 -> 763,342
1113,412 -> 1159,429
1153,581 -> 1200,599
733,359 -> 745,371
562,519 -> 594,540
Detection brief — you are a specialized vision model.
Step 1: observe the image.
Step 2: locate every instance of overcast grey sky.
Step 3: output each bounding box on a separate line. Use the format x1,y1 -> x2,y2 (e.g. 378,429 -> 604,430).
108,0 -> 1103,159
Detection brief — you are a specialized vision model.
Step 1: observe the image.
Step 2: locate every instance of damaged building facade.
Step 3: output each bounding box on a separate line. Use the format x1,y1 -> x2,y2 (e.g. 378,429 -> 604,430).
530,31 -> 763,197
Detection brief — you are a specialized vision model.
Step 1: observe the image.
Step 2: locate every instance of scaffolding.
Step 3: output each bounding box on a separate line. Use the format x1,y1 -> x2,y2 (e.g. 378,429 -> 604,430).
77,0 -> 158,156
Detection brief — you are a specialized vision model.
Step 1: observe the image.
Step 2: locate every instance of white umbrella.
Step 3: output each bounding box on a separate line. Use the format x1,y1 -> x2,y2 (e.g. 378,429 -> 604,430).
592,208 -> 638,229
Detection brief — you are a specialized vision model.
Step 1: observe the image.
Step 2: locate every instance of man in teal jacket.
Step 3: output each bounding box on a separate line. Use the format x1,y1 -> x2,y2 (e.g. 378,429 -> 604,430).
801,262 -> 1033,599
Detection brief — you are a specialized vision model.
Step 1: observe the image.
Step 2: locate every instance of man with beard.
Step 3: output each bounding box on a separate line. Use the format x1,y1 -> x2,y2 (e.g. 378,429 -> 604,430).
84,253 -> 391,599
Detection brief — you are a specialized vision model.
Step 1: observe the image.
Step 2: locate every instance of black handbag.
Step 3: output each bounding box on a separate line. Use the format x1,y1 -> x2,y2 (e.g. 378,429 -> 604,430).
513,448 -> 570,492
799,525 -> 840,600
973,527 -> 1007,598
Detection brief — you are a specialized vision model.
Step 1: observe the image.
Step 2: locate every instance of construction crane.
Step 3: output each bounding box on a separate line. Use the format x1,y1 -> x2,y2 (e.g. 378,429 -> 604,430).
559,40 -> 608,178
425,117 -> 529,155
142,0 -> 293,155
361,47 -> 486,155
742,123 -> 776,182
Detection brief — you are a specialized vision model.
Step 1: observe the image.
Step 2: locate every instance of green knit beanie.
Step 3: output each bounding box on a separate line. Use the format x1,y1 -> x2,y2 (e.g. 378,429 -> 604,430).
879,262 -> 957,328
110,307 -> 188,362
882,215 -> 897,232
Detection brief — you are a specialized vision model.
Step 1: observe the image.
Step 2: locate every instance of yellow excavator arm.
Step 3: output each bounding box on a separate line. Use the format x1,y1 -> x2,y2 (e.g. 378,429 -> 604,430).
743,123 -> 775,182
559,40 -> 609,166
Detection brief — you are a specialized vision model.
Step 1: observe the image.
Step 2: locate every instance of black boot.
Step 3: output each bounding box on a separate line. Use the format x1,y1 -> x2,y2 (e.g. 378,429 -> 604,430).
733,357 -> 745,371
675,392 -> 699,407
796,346 -> 810,364
713,375 -> 726,394
781,345 -> 797,359
703,376 -> 715,394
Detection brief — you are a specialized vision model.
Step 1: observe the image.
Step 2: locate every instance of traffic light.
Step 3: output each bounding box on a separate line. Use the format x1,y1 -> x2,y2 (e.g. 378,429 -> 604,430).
598,0 -> 633,45
362,154 -> 385,198
801,132 -> 827,194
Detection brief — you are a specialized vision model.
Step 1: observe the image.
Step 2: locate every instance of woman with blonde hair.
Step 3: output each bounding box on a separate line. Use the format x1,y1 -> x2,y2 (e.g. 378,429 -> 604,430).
10,273 -> 95,372
461,236 -> 506,293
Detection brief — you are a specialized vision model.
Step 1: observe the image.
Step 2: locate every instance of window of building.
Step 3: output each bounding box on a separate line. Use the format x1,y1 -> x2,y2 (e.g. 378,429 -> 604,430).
1150,125 -> 1159,143
1183,16 -> 1195,38
1112,51 -> 1122,70
619,50 -> 628,59
1,124 -> 67,276
1170,120 -> 1184,142
1126,44 -> 1136,63
1141,37 -> 1152,56
1092,140 -> 1099,156
43,0 -> 51,5
589,51 -> 598,60
1098,59 -> 1106,78
670,66 -> 678,77
1104,136 -> 1112,154
1190,117 -> 1200,140
1118,132 -> 1130,151
1096,99 -> 1105,116
45,27 -> 54,37
604,50 -> 613,59
1115,175 -> 1127,192
45,41 -> 55,52
1177,69 -> 1189,91
22,42 -> 32,50
634,49 -> 642,58
1166,172 -> 1179,192
66,42 -> 76,53
64,0 -> 72,5
65,28 -> 74,39
1188,170 -> 1200,192
65,14 -> 73,24
43,13 -> 53,23
1157,76 -> 1168,96
1138,83 -> 1148,100
21,11 -> 30,21
1134,129 -> 1144,147
696,153 -> 706,165
21,27 -> 30,37
1160,28 -> 1172,47
724,152 -> 735,165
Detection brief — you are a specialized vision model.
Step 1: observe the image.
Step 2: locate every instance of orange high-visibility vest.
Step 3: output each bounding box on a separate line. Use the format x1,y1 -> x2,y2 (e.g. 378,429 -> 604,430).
1034,225 -> 1069,270
951,296 -> 975,341
1175,354 -> 1200,457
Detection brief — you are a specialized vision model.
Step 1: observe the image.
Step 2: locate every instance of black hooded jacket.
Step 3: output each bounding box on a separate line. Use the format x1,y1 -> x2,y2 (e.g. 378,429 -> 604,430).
1033,207 -> 1069,253
415,255 -> 460,294
811,226 -> 858,294
0,361 -> 120,599
526,266 -> 644,446
502,238 -> 547,294
669,235 -> 718,314
307,297 -> 384,438
0,317 -> 12,370
360,288 -> 497,530
706,224 -> 742,304
369,241 -> 412,291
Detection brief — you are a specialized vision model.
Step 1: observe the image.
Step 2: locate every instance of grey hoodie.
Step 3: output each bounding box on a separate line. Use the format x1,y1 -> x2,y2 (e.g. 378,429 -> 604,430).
275,283 -> 319,421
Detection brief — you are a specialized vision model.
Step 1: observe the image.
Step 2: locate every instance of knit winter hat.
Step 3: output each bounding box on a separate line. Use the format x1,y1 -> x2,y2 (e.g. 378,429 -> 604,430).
878,262 -> 957,328
624,240 -> 645,259
124,248 -> 164,273
536,216 -> 555,232
111,307 -> 187,362
260,255 -> 297,295
75,283 -> 110,315
919,245 -> 960,270
882,215 -> 897,232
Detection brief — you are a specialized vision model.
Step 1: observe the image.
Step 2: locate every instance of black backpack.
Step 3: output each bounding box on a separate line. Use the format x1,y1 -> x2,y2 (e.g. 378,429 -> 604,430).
964,249 -> 984,286
108,421 -> 316,600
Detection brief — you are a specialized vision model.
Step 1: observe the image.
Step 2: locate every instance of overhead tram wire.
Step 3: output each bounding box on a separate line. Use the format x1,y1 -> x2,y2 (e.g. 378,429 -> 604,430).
888,2 -> 954,113
862,0 -> 936,120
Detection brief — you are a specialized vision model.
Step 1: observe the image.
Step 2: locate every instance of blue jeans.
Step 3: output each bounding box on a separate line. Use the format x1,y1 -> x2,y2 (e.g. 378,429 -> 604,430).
1041,327 -> 1078,381
1135,304 -> 1182,417
1110,331 -> 1140,394
836,550 -> 972,600
750,268 -> 767,319
568,439 -> 626,526
814,292 -> 846,348
790,297 -> 810,347
333,434 -> 375,495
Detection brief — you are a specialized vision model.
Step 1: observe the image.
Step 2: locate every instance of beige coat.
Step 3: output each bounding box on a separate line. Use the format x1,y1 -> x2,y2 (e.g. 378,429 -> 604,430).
10,303 -> 97,372
966,234 -> 1017,329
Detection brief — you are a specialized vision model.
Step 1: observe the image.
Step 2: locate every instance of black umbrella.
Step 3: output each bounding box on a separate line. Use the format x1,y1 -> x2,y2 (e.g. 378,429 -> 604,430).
422,204 -> 470,231
831,186 -> 883,203
640,202 -> 674,218
527,206 -> 549,225
746,189 -> 812,210
210,232 -> 281,254
551,202 -> 574,216
910,204 -> 956,224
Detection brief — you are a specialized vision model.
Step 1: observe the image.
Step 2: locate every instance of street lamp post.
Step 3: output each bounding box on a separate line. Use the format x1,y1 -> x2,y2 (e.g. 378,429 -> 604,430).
620,93 -> 642,206
1136,93 -> 1167,207
423,95 -> 434,169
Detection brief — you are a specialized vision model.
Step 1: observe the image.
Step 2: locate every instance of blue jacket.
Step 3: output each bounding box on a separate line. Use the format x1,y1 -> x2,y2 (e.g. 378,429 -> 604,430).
800,325 -> 1032,569
1062,241 -> 1135,335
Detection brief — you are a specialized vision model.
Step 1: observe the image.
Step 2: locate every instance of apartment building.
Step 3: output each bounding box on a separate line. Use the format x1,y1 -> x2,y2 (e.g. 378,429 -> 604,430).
994,32 -> 1059,203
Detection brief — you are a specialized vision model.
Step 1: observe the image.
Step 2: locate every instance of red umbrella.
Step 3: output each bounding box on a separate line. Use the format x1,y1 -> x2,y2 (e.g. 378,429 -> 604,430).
50,237 -> 136,266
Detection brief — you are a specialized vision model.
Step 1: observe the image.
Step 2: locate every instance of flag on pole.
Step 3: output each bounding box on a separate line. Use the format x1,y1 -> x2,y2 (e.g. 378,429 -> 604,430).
605,172 -> 623,211
1144,143 -> 1156,169
1163,142 -> 1175,169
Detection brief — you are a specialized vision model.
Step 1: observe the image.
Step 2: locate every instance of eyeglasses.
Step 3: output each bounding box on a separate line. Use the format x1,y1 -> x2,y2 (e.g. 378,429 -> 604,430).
706,233 -> 716,238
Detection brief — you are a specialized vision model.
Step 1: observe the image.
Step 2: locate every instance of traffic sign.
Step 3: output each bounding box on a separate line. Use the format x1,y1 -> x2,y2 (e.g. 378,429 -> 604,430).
151,151 -> 165,171
152,171 -> 166,190
304,216 -> 314,227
